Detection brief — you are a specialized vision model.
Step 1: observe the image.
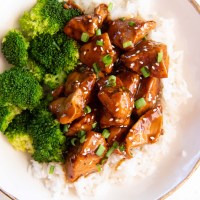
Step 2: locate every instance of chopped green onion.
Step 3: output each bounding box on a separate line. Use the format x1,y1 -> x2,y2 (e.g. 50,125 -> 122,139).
106,141 -> 119,158
100,158 -> 107,165
102,129 -> 110,139
63,124 -> 70,132
49,165 -> 55,174
96,29 -> 102,36
93,63 -> 100,76
135,98 -> 146,109
141,66 -> 150,78
143,35 -> 147,41
123,41 -> 133,48
119,17 -> 126,21
81,32 -> 89,42
92,121 -> 98,129
71,138 -> 78,146
84,105 -> 92,114
96,164 -> 102,172
102,54 -> 112,67
96,40 -> 104,46
96,144 -> 106,156
107,75 -> 116,87
119,144 -> 125,152
108,2 -> 113,12
128,21 -> 135,27
157,51 -> 163,63
80,135 -> 86,144
77,130 -> 86,138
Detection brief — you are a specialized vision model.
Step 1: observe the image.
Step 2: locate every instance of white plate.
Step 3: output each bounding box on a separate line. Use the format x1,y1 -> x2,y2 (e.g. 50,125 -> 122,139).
0,0 -> 200,200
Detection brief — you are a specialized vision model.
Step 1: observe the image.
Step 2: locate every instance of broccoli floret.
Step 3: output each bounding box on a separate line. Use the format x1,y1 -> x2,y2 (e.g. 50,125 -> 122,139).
0,67 -> 43,110
29,32 -> 79,74
1,30 -> 29,67
4,111 -> 34,153
28,109 -> 66,162
20,0 -> 82,38
43,71 -> 67,90
24,59 -> 46,82
0,105 -> 22,132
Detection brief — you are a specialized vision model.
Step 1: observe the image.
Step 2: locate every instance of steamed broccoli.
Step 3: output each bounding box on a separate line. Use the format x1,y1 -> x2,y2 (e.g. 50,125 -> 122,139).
1,30 -> 29,67
0,67 -> 43,110
29,32 -> 79,74
44,71 -> 67,90
20,0 -> 82,38
28,109 -> 67,162
4,111 -> 34,153
0,105 -> 21,132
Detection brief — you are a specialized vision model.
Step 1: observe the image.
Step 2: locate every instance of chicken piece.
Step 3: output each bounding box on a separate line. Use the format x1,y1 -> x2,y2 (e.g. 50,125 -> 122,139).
134,77 -> 161,116
98,83 -> 134,119
52,85 -> 65,99
49,90 -> 85,124
64,4 -> 109,41
49,71 -> 97,124
121,40 -> 169,78
79,33 -> 117,74
117,71 -> 140,96
108,18 -> 156,51
64,71 -> 97,102
65,131 -> 107,182
125,106 -> 163,158
66,112 -> 96,136
100,107 -> 130,128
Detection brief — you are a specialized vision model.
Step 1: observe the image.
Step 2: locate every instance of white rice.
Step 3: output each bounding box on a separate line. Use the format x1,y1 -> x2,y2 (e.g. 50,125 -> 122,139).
29,0 -> 191,199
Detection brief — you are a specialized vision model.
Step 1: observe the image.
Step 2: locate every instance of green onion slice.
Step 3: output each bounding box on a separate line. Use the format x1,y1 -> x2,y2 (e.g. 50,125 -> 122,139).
96,40 -> 104,46
84,105 -> 92,114
63,124 -> 70,132
106,141 -> 119,158
157,51 -> 163,63
135,98 -> 146,109
96,144 -> 106,156
123,41 -> 133,48
107,75 -> 116,87
120,17 -> 126,21
93,63 -> 100,76
77,130 -> 86,138
108,2 -> 113,12
80,135 -> 86,144
141,66 -> 150,78
119,144 -> 125,152
81,32 -> 89,42
96,29 -> 102,36
102,129 -> 110,139
92,121 -> 98,129
128,21 -> 135,27
96,164 -> 102,172
102,54 -> 112,67
71,138 -> 78,146
49,165 -> 55,174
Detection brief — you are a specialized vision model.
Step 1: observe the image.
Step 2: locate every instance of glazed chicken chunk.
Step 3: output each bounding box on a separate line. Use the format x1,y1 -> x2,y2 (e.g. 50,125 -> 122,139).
65,131 -> 107,182
108,18 -> 156,50
121,40 -> 169,78
64,4 -> 109,41
79,33 -> 117,74
125,106 -> 163,158
49,71 -> 96,124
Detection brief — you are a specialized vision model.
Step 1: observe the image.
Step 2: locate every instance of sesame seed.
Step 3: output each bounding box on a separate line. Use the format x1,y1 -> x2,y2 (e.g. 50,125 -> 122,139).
109,118 -> 114,121
136,50 -> 140,54
150,136 -> 155,140
83,51 -> 86,55
129,129 -> 134,133
144,49 -> 148,51
129,136 -> 133,140
130,63 -> 135,68
84,91 -> 88,94
100,47 -> 104,51
83,87 -> 87,90
139,61 -> 144,64
88,118 -> 91,122
152,66 -> 155,70
134,27 -> 138,29
153,108 -> 157,112
115,108 -> 119,112
93,47 -> 97,51
106,50 -> 109,53
115,119 -> 119,122
156,63 -> 159,66
89,19 -> 92,22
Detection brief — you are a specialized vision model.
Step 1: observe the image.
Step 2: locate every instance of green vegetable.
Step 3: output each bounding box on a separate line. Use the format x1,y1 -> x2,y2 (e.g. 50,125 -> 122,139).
107,75 -> 116,87
80,135 -> 86,143
119,144 -> 125,152
63,124 -> 70,133
29,32 -> 79,74
141,66 -> 150,78
81,32 -> 89,42
106,141 -> 119,158
0,105 -> 21,132
157,51 -> 163,63
96,40 -> 104,46
96,29 -> 102,36
128,21 -> 135,27
20,0 -> 82,38
108,2 -> 113,12
102,54 -> 112,66
123,41 -> 133,48
71,138 -> 77,146
0,67 -> 43,110
96,164 -> 102,172
49,165 -> 55,174
96,144 -> 106,156
92,122 -> 98,129
135,98 -> 146,109
93,63 -> 100,76
120,17 -> 126,21
77,130 -> 86,138
1,30 -> 29,67
84,105 -> 92,114
102,129 -> 110,139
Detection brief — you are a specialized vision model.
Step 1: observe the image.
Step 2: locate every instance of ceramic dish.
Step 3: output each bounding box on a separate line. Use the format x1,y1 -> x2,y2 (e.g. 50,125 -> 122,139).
0,0 -> 200,200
